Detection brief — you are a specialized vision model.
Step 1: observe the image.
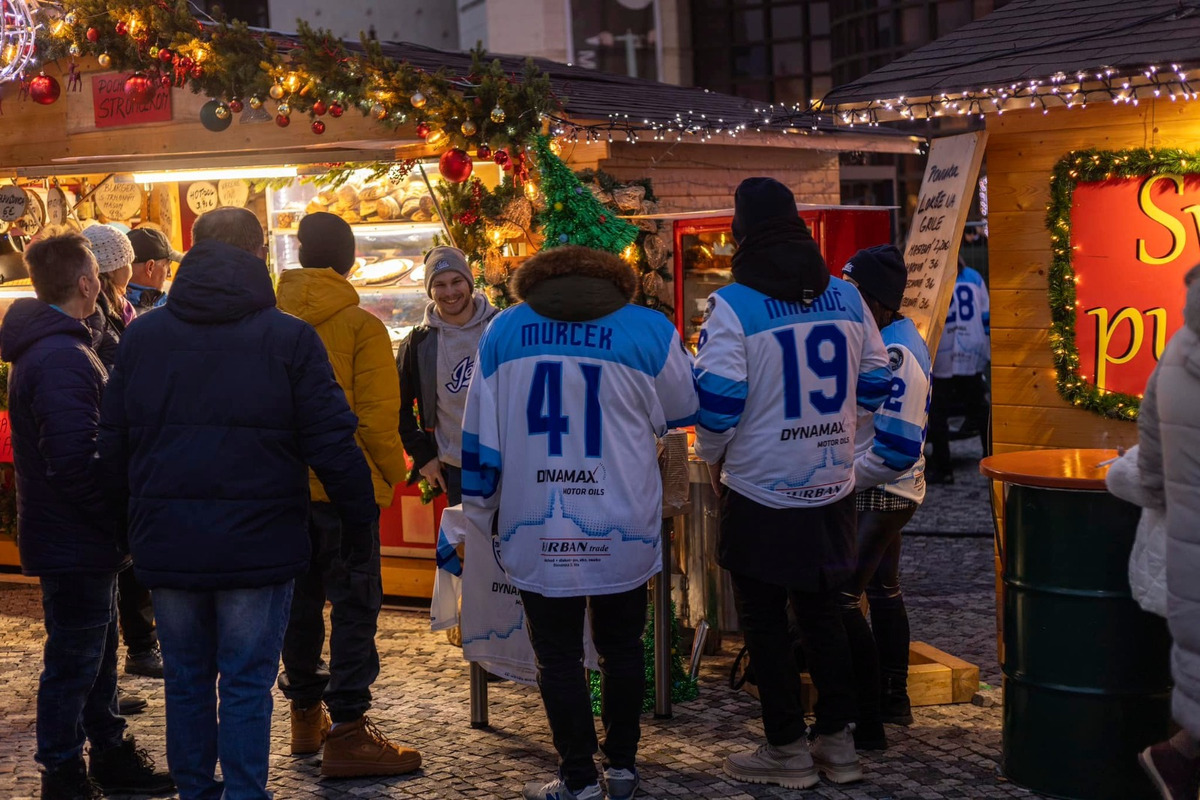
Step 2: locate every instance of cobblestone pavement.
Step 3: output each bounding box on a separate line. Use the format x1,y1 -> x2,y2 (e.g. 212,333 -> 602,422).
0,443 -> 1047,799
908,439 -> 995,536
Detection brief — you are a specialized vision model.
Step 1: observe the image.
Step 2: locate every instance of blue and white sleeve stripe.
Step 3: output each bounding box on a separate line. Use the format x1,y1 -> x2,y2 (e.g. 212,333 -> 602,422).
856,366 -> 891,411
461,431 -> 502,500
696,370 -> 748,433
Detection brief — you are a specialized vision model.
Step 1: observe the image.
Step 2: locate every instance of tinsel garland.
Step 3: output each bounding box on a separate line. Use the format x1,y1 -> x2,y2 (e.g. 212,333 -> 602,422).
1046,147 -> 1200,421
33,1 -> 558,150
531,135 -> 639,254
575,168 -> 673,319
588,601 -> 699,715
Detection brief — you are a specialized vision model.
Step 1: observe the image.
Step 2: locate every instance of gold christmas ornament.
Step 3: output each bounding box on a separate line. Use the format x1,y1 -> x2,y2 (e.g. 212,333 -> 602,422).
371,103 -> 387,119
276,101 -> 290,116
460,119 -> 477,136
425,128 -> 449,148
489,105 -> 506,123
410,90 -> 426,108
213,103 -> 230,120
98,53 -> 112,68
268,83 -> 284,100
248,96 -> 263,109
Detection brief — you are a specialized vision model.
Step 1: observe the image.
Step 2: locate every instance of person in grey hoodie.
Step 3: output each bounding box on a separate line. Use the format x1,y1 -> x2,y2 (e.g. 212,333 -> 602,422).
396,246 -> 498,505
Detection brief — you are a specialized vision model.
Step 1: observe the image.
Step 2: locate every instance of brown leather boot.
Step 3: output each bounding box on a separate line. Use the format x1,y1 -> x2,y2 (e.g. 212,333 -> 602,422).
290,702 -> 331,755
320,715 -> 422,778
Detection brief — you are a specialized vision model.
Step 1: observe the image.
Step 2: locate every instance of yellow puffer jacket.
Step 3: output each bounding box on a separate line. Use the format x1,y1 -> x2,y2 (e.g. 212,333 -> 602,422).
277,268 -> 407,507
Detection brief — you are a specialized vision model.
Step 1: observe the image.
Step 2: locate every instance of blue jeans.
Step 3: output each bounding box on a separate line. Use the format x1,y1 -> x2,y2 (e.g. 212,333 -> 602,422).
154,582 -> 294,800
37,572 -> 126,770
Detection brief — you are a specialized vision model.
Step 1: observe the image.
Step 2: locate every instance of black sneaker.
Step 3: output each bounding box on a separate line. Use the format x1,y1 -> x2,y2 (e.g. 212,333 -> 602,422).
88,736 -> 175,796
125,645 -> 164,679
853,719 -> 888,751
117,687 -> 147,716
42,757 -> 104,800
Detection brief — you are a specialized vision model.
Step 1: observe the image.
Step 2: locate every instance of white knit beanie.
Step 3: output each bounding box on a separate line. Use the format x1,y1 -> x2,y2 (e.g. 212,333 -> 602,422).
82,224 -> 136,274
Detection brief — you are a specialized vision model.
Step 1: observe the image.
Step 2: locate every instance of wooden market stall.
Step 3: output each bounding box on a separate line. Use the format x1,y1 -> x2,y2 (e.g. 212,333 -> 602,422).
0,18 -> 921,598
821,3 -> 1200,797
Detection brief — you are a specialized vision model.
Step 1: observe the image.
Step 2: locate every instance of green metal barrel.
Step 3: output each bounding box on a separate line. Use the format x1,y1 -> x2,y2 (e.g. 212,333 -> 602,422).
1002,484 -> 1172,800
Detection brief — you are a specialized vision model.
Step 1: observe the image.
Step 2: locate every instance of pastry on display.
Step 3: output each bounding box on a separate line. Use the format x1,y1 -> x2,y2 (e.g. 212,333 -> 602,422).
349,257 -> 414,286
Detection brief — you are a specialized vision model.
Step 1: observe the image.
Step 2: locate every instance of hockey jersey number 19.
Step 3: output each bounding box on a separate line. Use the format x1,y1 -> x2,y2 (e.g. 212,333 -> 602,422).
693,278 -> 891,509
461,303 -> 699,598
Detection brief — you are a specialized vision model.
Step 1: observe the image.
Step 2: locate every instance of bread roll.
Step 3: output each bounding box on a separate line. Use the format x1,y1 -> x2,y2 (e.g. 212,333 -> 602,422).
400,198 -> 421,218
358,200 -> 378,219
336,184 -> 359,205
360,184 -> 386,201
377,196 -> 401,220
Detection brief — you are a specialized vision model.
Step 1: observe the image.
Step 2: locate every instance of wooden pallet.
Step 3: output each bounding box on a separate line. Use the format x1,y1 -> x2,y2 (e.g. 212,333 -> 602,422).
743,641 -> 980,711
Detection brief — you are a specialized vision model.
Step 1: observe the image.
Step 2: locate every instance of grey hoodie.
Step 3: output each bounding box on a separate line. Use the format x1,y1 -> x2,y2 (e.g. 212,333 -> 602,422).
424,293 -> 498,466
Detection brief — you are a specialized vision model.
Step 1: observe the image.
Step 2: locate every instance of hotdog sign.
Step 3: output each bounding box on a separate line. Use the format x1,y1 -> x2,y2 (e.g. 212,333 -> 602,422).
1066,165 -> 1198,399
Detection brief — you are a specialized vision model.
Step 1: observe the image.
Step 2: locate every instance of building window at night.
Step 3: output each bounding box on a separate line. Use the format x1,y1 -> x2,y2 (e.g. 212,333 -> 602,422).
691,0 -> 831,107
196,0 -> 268,28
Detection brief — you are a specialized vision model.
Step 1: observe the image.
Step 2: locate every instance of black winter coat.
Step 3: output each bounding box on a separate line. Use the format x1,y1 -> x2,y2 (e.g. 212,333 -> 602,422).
97,240 -> 376,590
0,299 -> 126,575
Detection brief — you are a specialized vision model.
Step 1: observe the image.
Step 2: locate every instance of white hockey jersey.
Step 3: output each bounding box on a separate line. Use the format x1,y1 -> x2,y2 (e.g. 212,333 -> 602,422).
693,278 -> 892,509
934,267 -> 990,378
853,317 -> 933,503
461,302 -> 698,598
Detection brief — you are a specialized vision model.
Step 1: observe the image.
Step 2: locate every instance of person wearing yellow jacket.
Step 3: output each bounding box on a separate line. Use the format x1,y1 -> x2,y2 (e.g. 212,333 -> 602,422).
274,212 -> 420,779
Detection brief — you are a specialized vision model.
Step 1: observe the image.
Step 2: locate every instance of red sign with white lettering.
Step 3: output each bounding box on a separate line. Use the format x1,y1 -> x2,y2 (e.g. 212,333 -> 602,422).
1071,175 -> 1195,397
91,74 -> 172,128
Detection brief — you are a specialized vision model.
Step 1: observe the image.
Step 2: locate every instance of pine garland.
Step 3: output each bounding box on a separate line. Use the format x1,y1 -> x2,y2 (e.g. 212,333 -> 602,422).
32,1 -> 559,151
1044,147 -> 1200,421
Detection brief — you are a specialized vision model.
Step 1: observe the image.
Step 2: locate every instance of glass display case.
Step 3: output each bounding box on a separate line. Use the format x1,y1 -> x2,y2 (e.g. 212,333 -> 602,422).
266,167 -> 456,349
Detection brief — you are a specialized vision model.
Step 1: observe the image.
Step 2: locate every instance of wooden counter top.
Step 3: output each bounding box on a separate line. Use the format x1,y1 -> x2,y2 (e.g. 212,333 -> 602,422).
979,448 -> 1120,491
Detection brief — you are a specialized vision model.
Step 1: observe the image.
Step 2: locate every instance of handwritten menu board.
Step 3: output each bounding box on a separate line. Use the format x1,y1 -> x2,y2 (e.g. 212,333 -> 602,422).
0,187 -> 27,222
185,181 -> 219,215
901,131 -> 988,350
94,182 -> 144,221
46,186 -> 68,225
218,179 -> 250,208
91,73 -> 172,129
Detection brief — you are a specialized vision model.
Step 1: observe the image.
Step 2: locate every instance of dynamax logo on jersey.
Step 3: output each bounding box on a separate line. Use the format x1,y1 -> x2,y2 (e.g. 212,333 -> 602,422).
445,356 -> 474,394
780,420 -> 847,441
536,463 -> 608,495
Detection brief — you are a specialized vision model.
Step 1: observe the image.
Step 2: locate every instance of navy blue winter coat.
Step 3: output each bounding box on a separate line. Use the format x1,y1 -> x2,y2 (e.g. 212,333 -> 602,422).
0,299 -> 127,575
97,239 -> 376,590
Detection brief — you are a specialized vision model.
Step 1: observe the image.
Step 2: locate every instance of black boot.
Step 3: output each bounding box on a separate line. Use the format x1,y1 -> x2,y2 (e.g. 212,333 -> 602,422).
853,719 -> 888,751
880,674 -> 914,726
42,757 -> 104,800
88,736 -> 175,796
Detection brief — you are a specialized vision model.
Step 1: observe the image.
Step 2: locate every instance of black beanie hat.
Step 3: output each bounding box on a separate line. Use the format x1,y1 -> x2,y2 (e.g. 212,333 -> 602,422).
842,244 -> 907,312
731,177 -> 798,244
298,212 -> 356,274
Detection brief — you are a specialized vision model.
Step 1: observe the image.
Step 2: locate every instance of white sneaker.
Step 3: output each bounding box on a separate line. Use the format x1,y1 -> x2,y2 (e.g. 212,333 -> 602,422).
603,766 -> 639,800
722,739 -> 820,789
811,725 -> 863,784
521,776 -> 602,800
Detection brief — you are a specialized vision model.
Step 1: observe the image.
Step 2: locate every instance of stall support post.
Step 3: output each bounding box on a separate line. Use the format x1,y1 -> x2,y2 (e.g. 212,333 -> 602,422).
469,662 -> 489,729
653,517 -> 681,719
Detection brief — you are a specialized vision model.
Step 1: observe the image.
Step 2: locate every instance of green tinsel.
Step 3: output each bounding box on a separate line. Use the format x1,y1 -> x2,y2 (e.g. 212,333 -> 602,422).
1044,147 -> 1199,422
530,136 -> 639,254
588,601 -> 699,715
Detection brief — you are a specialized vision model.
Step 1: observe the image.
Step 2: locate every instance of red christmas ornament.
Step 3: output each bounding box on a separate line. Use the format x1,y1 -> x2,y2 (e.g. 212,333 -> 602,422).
114,20 -> 128,36
415,121 -> 430,139
599,215 -> 607,223
86,27 -> 99,43
178,56 -> 194,71
29,74 -> 61,105
493,149 -> 510,167
275,114 -> 291,128
476,144 -> 491,160
160,74 -> 172,87
438,148 -> 474,183
189,65 -> 203,80
329,102 -> 344,118
124,73 -> 155,104
228,98 -> 243,113
158,48 -> 173,63
312,100 -> 327,116
311,119 -> 326,135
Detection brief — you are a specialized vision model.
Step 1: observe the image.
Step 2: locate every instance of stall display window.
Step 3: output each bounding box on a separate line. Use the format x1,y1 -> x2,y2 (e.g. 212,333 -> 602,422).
678,222 -> 736,345
267,167 -> 469,349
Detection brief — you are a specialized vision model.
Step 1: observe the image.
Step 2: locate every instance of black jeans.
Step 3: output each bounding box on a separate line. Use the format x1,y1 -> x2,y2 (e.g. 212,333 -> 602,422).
927,373 -> 990,474
278,503 -> 383,723
839,506 -> 917,723
37,572 -> 125,770
117,565 -> 157,654
730,571 -> 856,741
444,464 -> 462,506
519,584 -> 647,791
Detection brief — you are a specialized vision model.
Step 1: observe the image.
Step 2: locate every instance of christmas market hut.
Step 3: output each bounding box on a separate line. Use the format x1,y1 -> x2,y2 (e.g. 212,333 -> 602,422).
0,0 -> 920,598
821,3 -> 1199,798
